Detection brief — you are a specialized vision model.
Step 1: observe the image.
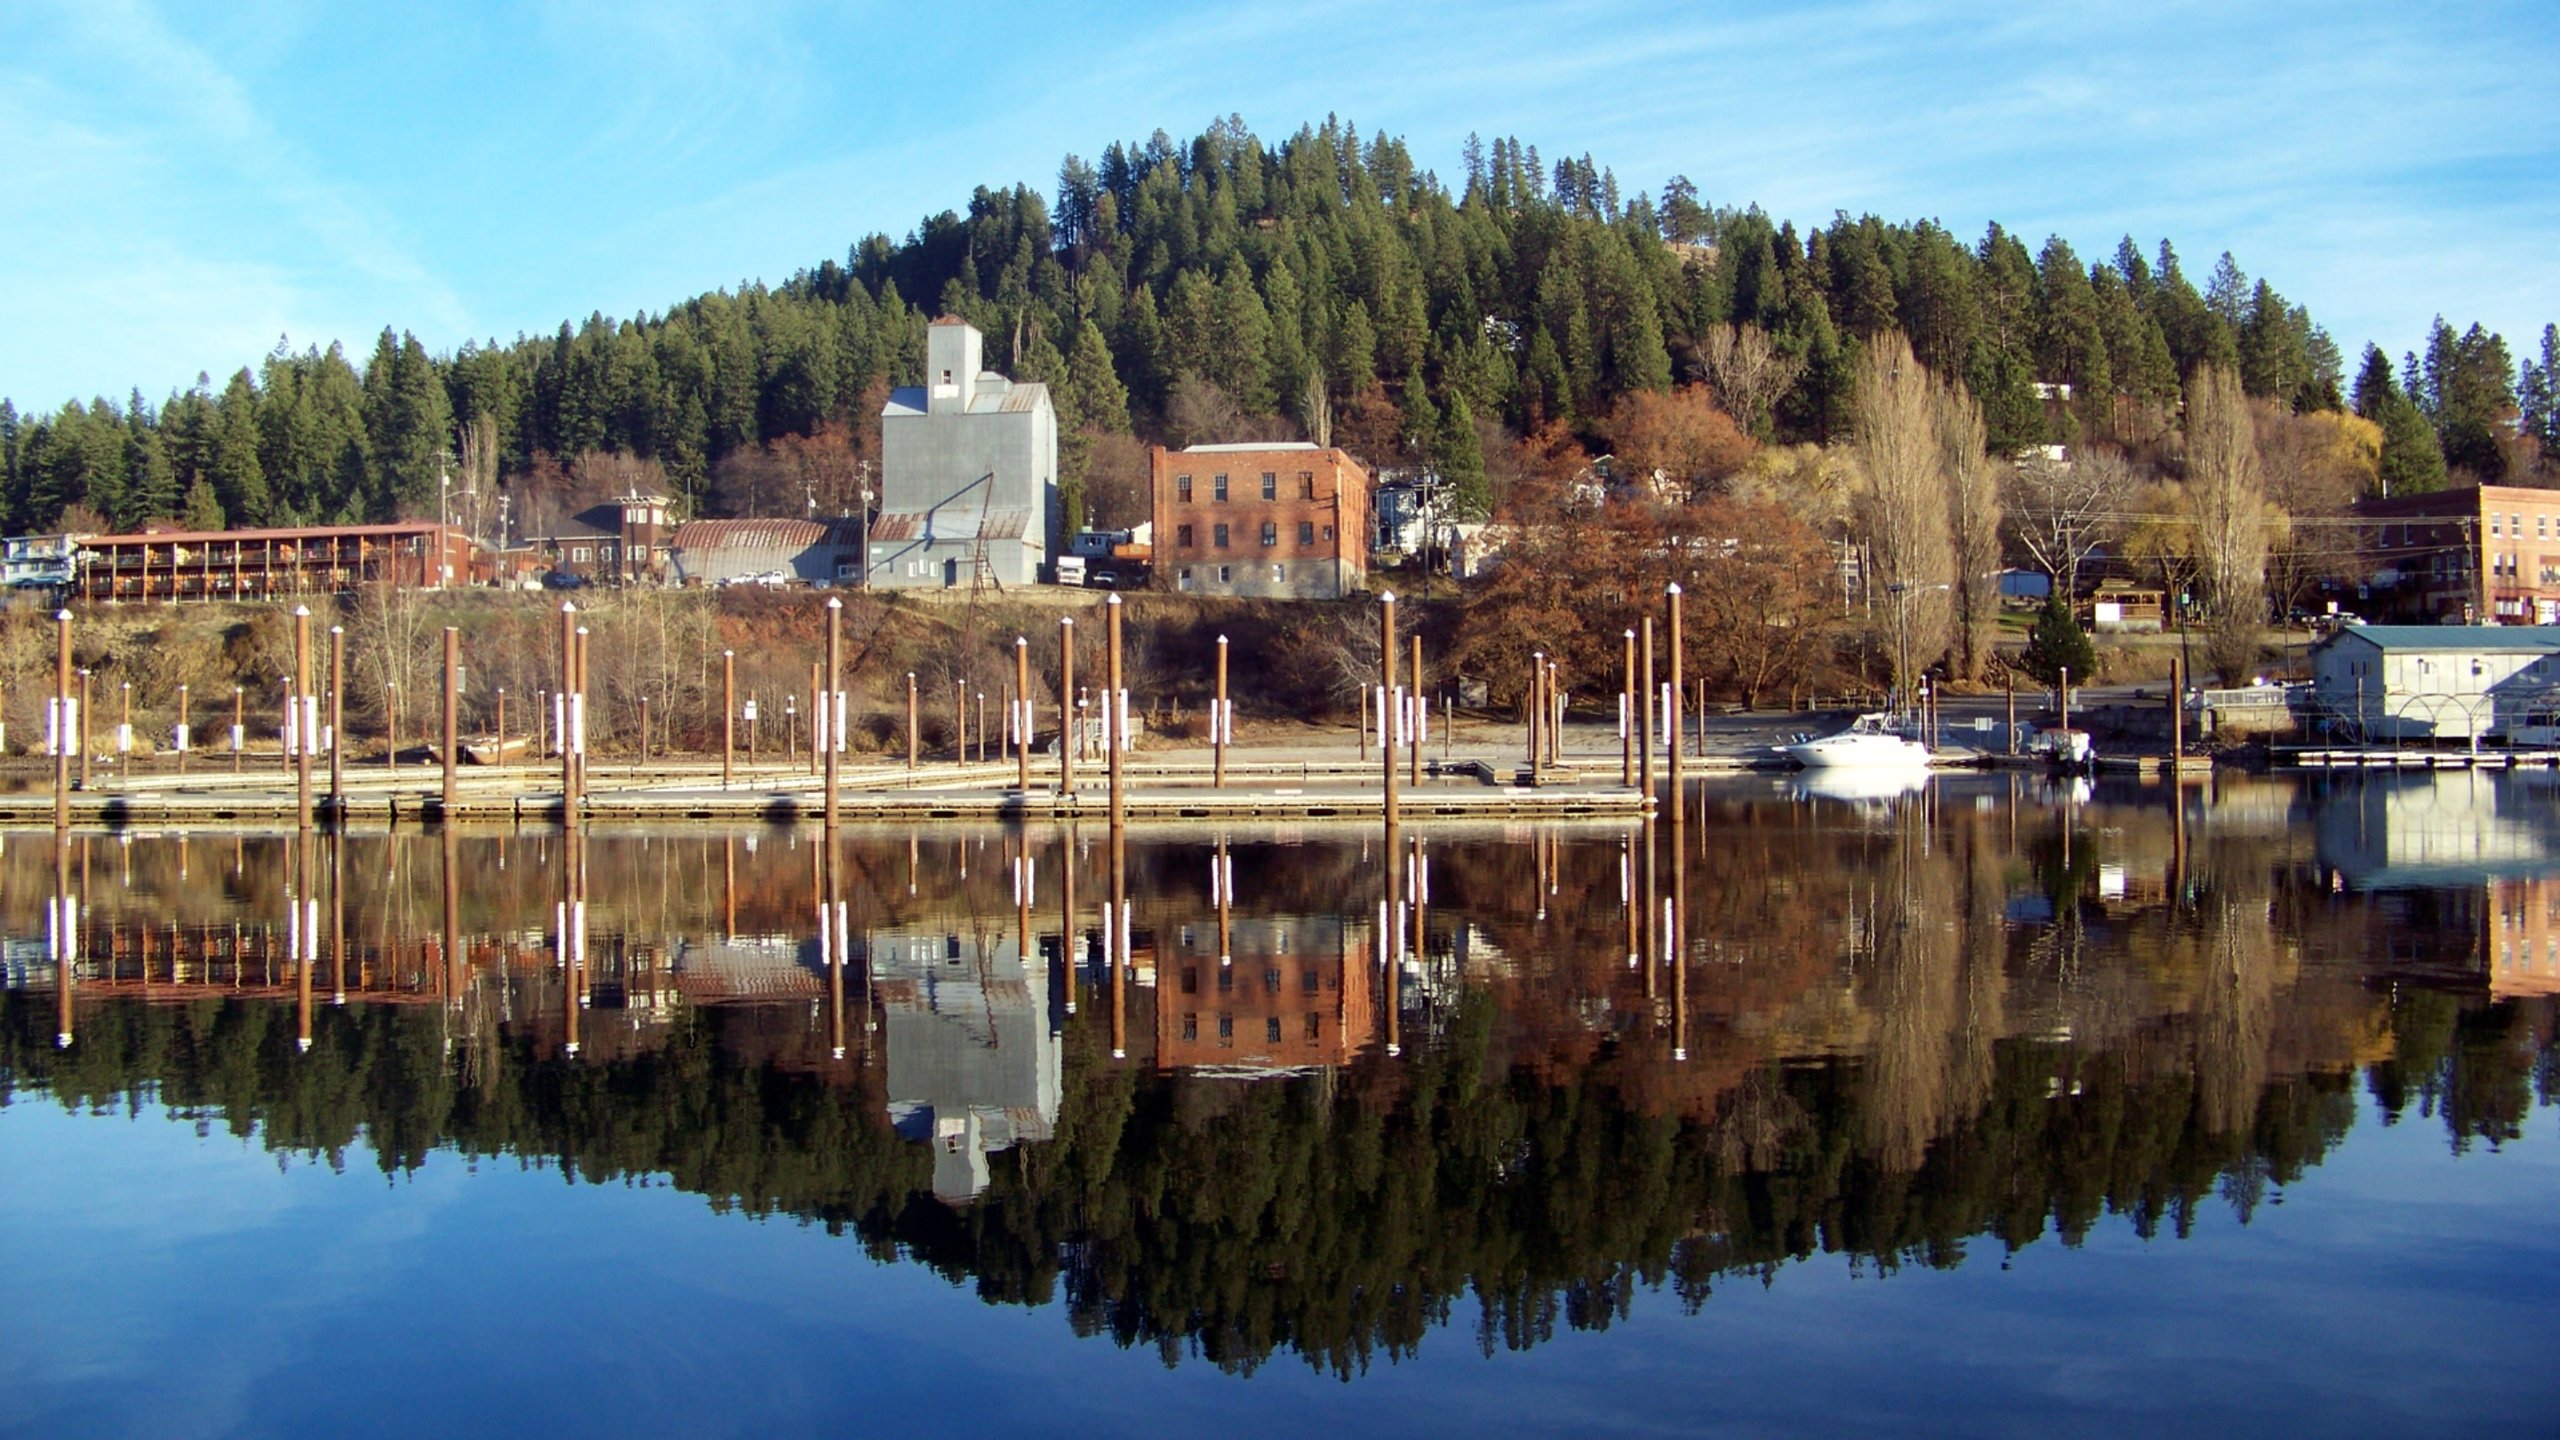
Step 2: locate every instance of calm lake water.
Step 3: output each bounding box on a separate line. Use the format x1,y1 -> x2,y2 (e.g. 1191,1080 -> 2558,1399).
4,771 -> 2556,1437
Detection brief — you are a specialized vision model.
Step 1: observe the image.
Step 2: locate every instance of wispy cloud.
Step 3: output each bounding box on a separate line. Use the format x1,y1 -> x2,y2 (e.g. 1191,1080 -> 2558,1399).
1,0 -> 2551,403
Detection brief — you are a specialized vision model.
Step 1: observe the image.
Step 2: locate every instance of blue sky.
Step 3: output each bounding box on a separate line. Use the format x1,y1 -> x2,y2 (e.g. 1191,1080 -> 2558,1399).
4,0 -> 2554,411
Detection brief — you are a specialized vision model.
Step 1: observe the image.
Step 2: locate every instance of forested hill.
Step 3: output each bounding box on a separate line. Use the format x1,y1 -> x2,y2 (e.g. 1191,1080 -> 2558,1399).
3,115 -> 2550,540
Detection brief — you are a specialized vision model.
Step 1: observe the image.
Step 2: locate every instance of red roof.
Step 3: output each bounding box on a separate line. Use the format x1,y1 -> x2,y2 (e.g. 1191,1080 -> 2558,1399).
86,522 -> 463,546
669,518 -> 858,550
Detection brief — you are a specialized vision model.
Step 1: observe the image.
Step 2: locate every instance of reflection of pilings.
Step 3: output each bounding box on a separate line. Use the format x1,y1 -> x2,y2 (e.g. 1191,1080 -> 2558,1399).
561,825 -> 587,1057
53,831 -> 74,1047
443,824 -> 464,1006
1108,824 -> 1127,1060
1622,835 -> 1639,979
1670,790 -> 1687,1063
825,832 -> 848,1061
1059,822 -> 1079,1017
1642,813 -> 1659,1010
331,831 -> 347,1004
295,832 -> 315,1051
1214,836 -> 1232,968
1384,815 -> 1403,1059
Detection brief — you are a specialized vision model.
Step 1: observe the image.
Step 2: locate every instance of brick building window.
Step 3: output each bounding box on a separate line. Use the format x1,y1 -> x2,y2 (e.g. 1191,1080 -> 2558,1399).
1177,524 -> 1194,548
1213,522 -> 1229,548
1261,472 -> 1277,500
1261,521 -> 1278,546
1298,521 -> 1315,545
1176,474 -> 1192,500
1213,474 -> 1229,501
1300,472 -> 1316,499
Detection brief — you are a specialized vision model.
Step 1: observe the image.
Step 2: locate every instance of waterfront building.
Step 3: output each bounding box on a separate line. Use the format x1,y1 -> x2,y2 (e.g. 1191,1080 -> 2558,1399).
73,521 -> 479,601
510,493 -> 673,586
869,318 -> 1058,589
2309,624 -> 2560,743
1151,441 -> 1370,598
668,517 -> 863,587
2358,483 -> 2560,624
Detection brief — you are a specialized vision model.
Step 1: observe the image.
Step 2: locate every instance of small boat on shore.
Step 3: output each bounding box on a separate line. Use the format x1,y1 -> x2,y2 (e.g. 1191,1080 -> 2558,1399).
1782,713 -> 1931,769
462,735 -> 534,766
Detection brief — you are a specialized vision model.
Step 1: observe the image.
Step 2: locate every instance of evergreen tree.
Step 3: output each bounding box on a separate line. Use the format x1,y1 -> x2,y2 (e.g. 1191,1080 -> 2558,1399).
2352,344 -> 2397,419
1066,321 -> 1131,433
1398,370 -> 1437,456
2375,393 -> 2449,496
2021,591 -> 2096,687
211,370 -> 274,523
181,475 -> 225,530
1435,390 -> 1489,516
121,391 -> 178,524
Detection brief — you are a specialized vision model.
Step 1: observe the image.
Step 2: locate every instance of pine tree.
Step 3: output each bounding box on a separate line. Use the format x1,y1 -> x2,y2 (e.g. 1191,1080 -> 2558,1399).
211,371 -> 274,523
1067,321 -> 1131,433
1398,371 -> 1436,456
1435,391 -> 1488,517
2375,393 -> 2448,496
2021,591 -> 2095,687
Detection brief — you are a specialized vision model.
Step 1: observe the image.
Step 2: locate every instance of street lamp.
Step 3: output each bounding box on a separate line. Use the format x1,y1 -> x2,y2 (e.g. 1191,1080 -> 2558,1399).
1886,580 -> 1950,718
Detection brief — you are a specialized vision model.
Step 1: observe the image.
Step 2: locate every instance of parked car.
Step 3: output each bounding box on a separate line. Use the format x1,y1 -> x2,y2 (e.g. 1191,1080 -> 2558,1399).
541,570 -> 585,590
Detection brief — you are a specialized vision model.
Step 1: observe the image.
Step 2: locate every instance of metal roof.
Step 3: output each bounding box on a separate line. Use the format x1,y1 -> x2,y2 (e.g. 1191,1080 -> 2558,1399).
878,381 -> 1050,418
868,509 -> 1029,543
669,518 -> 858,550
2321,624 -> 2560,652
1177,441 -> 1322,453
85,521 -> 460,546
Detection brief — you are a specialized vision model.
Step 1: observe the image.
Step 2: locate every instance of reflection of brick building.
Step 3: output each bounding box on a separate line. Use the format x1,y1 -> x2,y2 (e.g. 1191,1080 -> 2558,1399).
2485,877 -> 2560,998
1151,442 -> 1370,598
1154,914 -> 1373,1071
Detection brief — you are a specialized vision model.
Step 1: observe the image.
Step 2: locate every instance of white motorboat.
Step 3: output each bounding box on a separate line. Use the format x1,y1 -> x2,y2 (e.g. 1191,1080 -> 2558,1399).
1782,713 -> 1932,769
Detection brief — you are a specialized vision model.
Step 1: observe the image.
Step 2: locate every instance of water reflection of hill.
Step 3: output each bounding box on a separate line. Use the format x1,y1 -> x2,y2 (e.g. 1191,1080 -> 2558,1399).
3,781 -> 2554,1375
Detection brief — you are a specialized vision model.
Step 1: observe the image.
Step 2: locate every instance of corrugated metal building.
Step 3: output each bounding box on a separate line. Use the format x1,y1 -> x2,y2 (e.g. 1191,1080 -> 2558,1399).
668,518 -> 863,587
870,318 -> 1058,589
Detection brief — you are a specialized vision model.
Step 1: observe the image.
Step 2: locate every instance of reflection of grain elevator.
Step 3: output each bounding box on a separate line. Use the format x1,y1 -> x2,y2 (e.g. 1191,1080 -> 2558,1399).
872,923 -> 1061,1203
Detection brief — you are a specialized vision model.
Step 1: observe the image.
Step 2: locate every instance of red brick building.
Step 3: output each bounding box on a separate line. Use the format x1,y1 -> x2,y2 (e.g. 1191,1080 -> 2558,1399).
1150,443 -> 1369,599
2359,484 -> 2560,625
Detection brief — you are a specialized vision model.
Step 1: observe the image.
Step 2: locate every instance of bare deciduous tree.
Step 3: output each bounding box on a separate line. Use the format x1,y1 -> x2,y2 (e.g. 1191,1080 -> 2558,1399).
1853,333 -> 1954,697
1082,432 -> 1153,531
1935,381 -> 2005,682
2006,445 -> 2135,601
2186,365 -> 2272,683
1701,322 -> 1803,440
